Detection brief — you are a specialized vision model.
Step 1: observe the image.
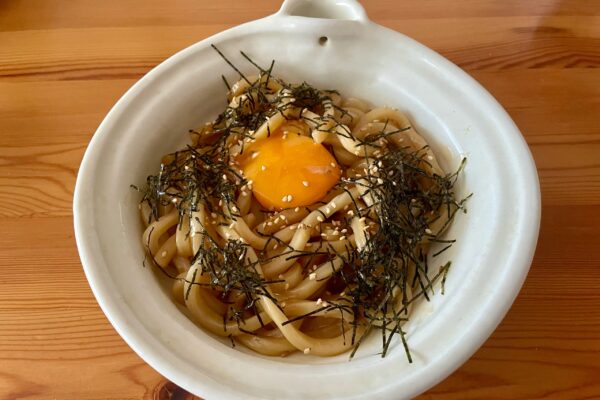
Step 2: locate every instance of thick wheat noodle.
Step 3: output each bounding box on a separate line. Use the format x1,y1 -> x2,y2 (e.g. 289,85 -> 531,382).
236,333 -> 297,355
184,268 -> 272,336
260,296 -> 365,356
175,216 -> 193,257
141,77 -> 451,357
303,237 -> 355,253
271,262 -> 304,293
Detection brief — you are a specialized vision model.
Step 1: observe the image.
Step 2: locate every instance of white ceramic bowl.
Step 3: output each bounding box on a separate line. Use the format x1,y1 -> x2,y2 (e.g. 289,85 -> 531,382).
74,1 -> 541,399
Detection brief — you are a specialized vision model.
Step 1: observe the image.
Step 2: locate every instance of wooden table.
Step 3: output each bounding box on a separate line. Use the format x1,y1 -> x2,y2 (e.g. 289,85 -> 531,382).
1,1 -> 599,399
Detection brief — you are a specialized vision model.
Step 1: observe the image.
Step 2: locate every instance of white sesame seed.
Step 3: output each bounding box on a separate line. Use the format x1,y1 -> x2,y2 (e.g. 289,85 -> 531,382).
284,283 -> 290,290
294,207 -> 300,212
171,198 -> 178,203
339,235 -> 346,241
273,244 -> 278,249
309,273 -> 317,280
184,165 -> 189,170
267,221 -> 273,226
341,229 -> 347,233
289,225 -> 297,230
347,210 -> 354,216
229,222 -> 235,228
427,155 -> 434,161
325,207 -> 331,214
211,212 -> 217,218
316,298 -> 323,305
161,251 -> 167,257
251,152 -> 259,159
332,231 -> 339,236
302,180 -> 310,187
241,191 -> 248,196
287,194 -> 293,202
218,199 -> 223,206
320,233 -> 327,237
425,228 -> 433,234
317,215 -> 324,222
330,162 -> 336,168
377,178 -> 384,184
261,165 -> 267,171
281,195 -> 288,202
303,347 -> 311,354
222,174 -> 228,180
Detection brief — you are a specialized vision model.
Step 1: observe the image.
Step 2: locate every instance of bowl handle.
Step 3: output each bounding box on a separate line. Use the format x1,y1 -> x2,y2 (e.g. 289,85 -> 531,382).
277,0 -> 368,23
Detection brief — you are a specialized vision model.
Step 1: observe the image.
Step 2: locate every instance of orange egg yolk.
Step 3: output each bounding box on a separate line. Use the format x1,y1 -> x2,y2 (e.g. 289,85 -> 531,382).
239,134 -> 341,209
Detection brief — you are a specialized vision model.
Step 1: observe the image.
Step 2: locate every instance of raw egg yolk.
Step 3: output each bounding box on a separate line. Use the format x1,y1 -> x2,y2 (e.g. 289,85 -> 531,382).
240,135 -> 341,209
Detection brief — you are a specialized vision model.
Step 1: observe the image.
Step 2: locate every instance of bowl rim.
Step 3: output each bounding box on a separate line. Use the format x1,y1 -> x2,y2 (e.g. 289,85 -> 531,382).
73,3 -> 541,399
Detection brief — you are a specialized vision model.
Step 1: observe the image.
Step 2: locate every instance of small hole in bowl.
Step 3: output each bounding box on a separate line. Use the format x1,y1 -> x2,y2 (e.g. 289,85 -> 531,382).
319,36 -> 328,46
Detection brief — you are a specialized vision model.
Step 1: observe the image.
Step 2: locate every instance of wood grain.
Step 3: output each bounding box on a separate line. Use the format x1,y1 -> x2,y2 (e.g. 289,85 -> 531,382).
0,1 -> 599,399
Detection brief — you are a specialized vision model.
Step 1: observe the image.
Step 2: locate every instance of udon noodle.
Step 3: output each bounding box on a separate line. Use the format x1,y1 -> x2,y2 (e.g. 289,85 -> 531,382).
137,56 -> 466,359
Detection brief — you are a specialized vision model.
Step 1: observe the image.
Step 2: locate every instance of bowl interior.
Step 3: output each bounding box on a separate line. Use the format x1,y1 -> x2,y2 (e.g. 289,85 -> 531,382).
76,17 -> 539,400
